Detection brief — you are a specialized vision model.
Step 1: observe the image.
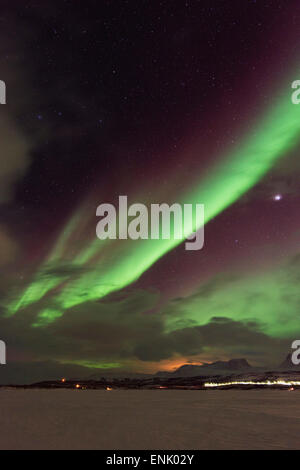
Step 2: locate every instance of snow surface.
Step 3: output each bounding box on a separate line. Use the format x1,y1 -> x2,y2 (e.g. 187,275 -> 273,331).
0,389 -> 300,449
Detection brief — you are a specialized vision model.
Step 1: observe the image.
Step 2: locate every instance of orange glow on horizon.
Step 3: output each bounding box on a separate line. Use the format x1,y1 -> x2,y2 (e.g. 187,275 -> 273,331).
114,356 -> 223,375
153,358 -> 205,372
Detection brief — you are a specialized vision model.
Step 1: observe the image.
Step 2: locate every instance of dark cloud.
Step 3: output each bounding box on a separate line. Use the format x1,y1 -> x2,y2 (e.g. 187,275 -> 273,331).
1,252 -> 299,381
0,19 -> 35,204
133,317 -> 288,364
0,360 -> 100,385
0,15 -> 42,268
0,278 -> 293,383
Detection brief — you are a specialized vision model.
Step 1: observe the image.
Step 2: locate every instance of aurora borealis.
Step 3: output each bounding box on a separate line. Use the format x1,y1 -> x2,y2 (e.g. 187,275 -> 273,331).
7,71 -> 300,325
0,1 -> 300,383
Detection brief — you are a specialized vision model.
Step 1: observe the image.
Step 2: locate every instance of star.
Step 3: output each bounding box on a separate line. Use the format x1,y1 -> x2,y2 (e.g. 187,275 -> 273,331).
273,194 -> 282,201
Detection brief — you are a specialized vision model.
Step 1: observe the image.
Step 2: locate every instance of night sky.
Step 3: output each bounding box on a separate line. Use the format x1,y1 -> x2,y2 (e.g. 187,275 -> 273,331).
0,0 -> 300,383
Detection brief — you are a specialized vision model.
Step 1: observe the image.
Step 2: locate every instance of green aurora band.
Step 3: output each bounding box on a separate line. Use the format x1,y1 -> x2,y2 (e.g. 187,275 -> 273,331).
6,77 -> 300,328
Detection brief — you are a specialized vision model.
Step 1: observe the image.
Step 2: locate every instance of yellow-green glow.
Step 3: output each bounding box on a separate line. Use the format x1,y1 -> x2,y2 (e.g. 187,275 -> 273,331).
7,71 -> 300,329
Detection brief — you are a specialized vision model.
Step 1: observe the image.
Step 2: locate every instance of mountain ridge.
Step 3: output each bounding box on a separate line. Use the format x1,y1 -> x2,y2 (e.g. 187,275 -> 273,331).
156,358 -> 252,377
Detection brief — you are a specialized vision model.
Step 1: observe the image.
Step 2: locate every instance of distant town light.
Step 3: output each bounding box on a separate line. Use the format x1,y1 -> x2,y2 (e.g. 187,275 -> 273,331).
204,379 -> 300,388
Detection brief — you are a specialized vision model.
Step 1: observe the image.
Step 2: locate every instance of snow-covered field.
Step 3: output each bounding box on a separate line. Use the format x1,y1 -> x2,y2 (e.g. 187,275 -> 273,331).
1,389 -> 300,449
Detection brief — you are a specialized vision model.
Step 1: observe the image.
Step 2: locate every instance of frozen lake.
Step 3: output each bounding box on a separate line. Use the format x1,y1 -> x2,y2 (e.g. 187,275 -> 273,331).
1,389 -> 300,449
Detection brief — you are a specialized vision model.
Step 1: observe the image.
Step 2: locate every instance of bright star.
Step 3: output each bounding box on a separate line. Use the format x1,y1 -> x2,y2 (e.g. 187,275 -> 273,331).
273,194 -> 282,201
